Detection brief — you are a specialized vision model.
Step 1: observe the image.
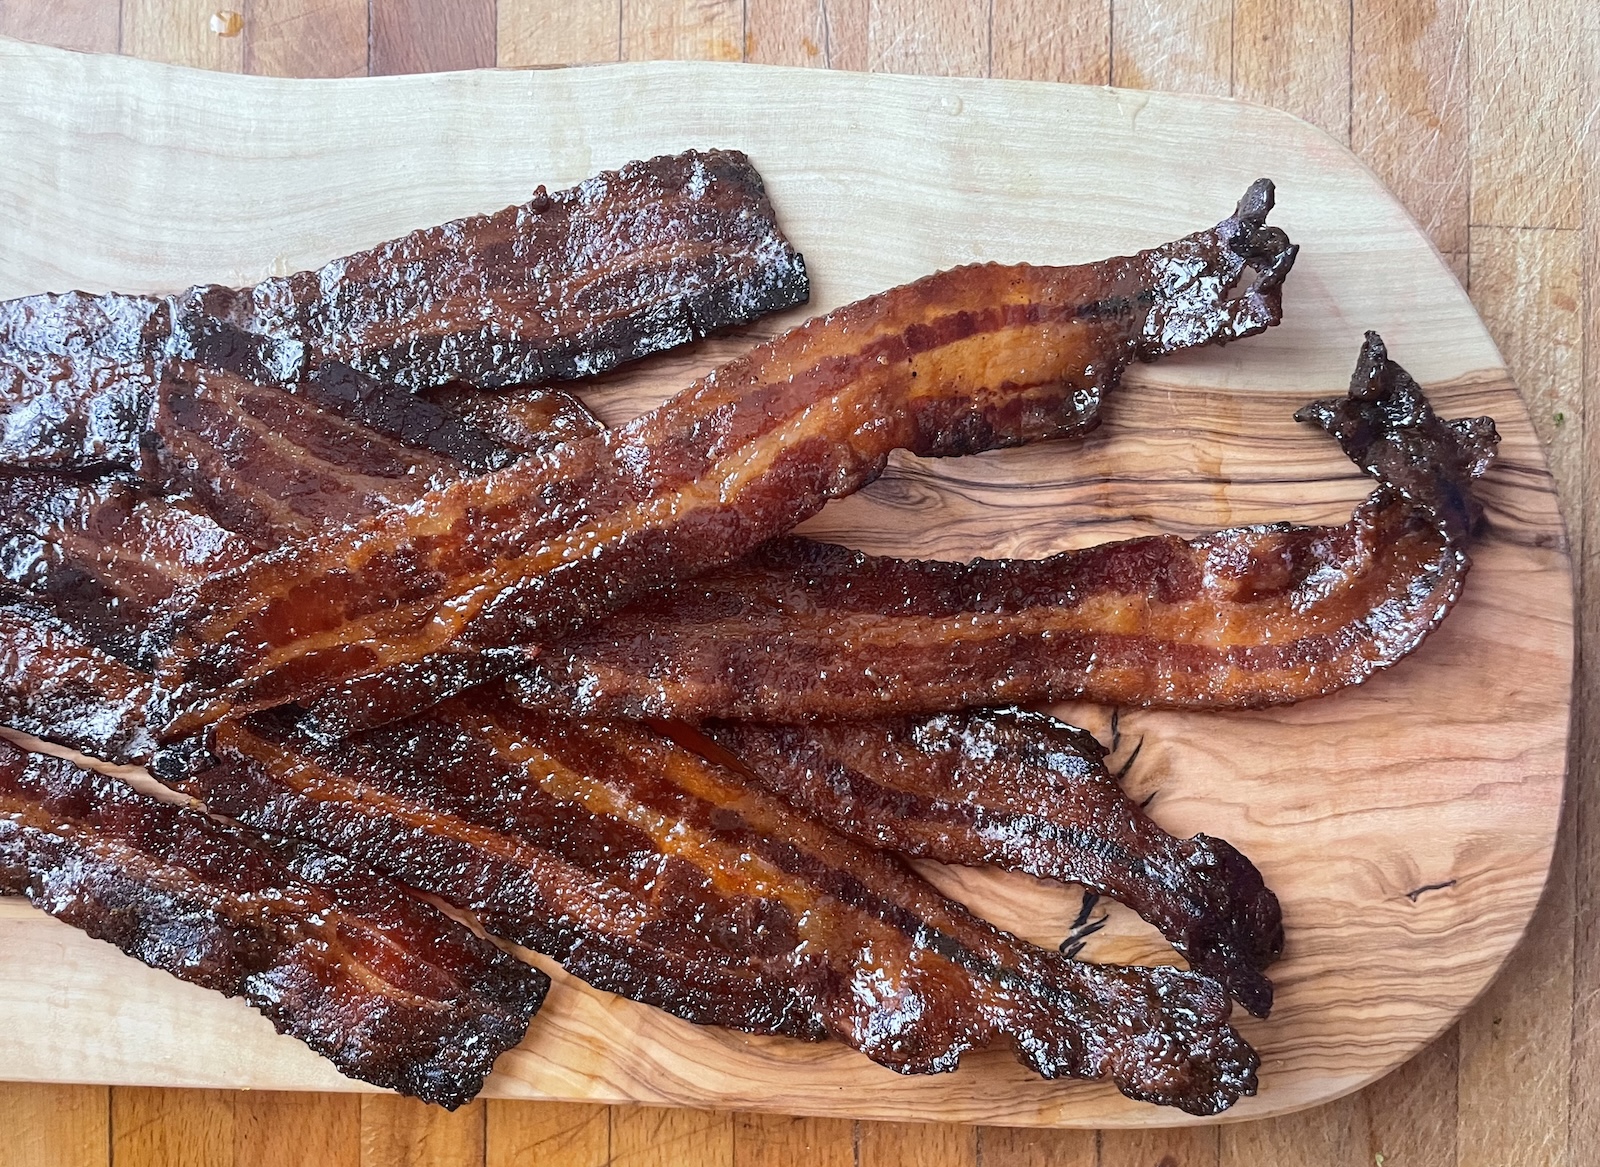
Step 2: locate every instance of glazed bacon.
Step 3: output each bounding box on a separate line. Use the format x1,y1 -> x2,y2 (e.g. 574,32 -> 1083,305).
154,181 -> 1297,735
174,149 -> 810,390
0,520 -> 1270,1110
0,736 -> 548,1108
508,335 -> 1498,722
0,149 -> 807,475
696,710 -> 1283,1017
186,697 -> 1257,1115
0,603 -> 155,763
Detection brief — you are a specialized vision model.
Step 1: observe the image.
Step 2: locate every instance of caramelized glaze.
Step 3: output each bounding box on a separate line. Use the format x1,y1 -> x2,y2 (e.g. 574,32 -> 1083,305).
509,335 -> 1497,722
0,737 -> 547,1107
154,182 -> 1296,734
190,699 -> 1257,1114
698,710 -> 1282,1017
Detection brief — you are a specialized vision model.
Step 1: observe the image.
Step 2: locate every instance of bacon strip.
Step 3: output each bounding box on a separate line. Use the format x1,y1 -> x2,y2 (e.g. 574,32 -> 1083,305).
0,736 -> 548,1107
692,710 -> 1282,1017
186,698 -> 1256,1114
0,603 -> 155,762
0,149 -> 807,474
0,414 -> 1283,1017
173,149 -> 807,390
506,335 -> 1497,722
153,182 -> 1296,735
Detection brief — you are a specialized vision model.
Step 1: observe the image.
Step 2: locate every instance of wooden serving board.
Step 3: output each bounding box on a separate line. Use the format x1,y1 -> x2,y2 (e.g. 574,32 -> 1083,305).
0,37 -> 1571,1128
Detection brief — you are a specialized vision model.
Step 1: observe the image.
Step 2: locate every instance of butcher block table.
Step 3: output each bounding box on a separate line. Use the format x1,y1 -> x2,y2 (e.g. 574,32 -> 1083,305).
0,2 -> 1594,1165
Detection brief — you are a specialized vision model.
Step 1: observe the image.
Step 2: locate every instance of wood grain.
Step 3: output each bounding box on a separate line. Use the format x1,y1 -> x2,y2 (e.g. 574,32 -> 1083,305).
0,1084 -> 109,1167
1233,0 -> 1351,141
0,0 -> 117,53
120,0 -> 243,70
743,0 -> 827,67
111,1089 -> 234,1167
610,1108 -> 732,1167
979,1124 -> 1097,1167
991,0 -> 1109,84
0,41 -> 1571,1132
237,1094 -> 360,1167
622,0 -> 741,61
1351,0 -> 1469,262
1109,0 -> 1229,93
731,1114 -> 854,1167
1467,0 -> 1584,229
360,1097 -> 485,1167
245,0 -> 366,76
371,0 -> 494,74
858,1121 -> 976,1167
486,1101 -> 610,1167
499,0 -> 620,66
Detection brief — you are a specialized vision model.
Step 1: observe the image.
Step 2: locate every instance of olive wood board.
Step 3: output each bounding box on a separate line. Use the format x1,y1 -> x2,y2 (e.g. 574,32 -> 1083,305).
0,35 -> 1571,1128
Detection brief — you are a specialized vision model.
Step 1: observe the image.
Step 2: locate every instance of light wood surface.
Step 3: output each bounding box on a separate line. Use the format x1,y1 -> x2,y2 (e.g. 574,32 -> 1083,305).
0,1 -> 1592,1163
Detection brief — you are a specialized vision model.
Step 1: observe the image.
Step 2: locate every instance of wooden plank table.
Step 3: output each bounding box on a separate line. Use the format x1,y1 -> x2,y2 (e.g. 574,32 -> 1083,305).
0,1 -> 1592,1164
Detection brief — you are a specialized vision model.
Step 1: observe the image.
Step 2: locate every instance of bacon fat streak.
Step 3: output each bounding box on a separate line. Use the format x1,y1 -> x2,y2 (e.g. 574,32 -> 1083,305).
188,699 -> 1258,1115
696,710 -> 1283,1017
154,182 -> 1296,735
507,337 -> 1497,723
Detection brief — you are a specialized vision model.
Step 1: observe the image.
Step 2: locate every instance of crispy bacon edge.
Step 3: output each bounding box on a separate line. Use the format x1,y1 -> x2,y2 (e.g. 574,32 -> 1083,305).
0,736 -> 548,1108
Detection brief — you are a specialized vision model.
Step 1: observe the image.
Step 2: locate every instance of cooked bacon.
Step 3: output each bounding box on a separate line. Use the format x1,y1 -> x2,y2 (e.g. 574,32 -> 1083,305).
186,697 -> 1256,1114
692,710 -> 1282,1017
0,291 -> 167,471
153,182 -> 1297,736
0,736 -> 548,1107
0,603 -> 155,762
506,334 -> 1497,722
172,149 -> 810,390
0,475 -> 252,665
0,441 -> 1284,1030
1,150 -> 807,476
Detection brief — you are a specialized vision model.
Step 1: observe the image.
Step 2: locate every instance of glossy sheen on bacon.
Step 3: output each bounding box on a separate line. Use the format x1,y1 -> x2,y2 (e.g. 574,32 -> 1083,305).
186,696 -> 1257,1114
0,290 -> 167,471
0,431 -> 1284,1029
154,182 -> 1297,735
695,710 -> 1282,1017
0,737 -> 548,1107
173,149 -> 810,390
0,603 -> 155,762
508,335 -> 1497,722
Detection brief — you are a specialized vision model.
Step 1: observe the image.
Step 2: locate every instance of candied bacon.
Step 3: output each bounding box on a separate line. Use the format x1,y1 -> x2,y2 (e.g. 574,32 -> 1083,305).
153,182 -> 1297,735
0,736 -> 547,1107
173,149 -> 809,390
693,710 -> 1282,1017
0,149 -> 807,476
187,698 -> 1258,1115
506,335 -> 1497,723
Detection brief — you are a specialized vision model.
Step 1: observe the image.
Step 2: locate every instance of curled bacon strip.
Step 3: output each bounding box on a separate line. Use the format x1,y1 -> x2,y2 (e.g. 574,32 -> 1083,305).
153,182 -> 1296,735
694,710 -> 1283,1017
508,334 -> 1497,723
0,737 -> 548,1108
187,698 -> 1258,1115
